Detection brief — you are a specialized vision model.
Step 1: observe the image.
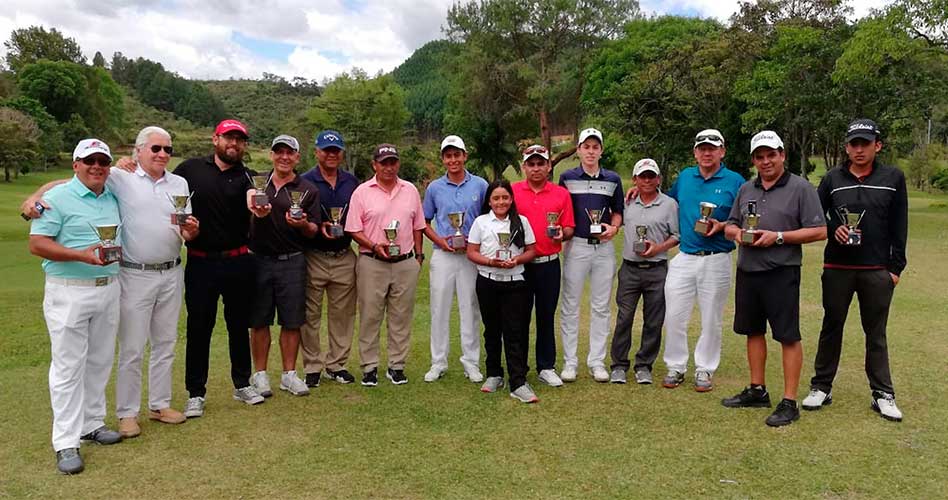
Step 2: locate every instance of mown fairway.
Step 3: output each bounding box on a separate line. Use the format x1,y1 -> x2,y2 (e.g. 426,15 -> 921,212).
0,169 -> 946,499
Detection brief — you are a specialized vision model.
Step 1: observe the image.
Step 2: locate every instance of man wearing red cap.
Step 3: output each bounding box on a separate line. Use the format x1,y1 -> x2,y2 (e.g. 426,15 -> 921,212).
173,119 -> 265,416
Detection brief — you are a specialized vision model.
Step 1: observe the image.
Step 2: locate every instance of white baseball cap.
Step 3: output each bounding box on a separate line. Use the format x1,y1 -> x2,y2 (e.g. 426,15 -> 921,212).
750,130 -> 784,153
73,138 -> 112,161
440,135 -> 466,152
633,158 -> 660,176
694,129 -> 725,148
578,127 -> 603,146
271,134 -> 300,151
521,144 -> 550,162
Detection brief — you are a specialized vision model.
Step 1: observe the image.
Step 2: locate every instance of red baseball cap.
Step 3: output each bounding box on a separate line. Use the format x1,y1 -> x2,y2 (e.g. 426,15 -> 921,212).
214,119 -> 249,138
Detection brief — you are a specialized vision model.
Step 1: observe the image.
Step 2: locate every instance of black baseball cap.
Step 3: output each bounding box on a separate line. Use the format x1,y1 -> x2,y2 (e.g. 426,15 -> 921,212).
846,119 -> 881,142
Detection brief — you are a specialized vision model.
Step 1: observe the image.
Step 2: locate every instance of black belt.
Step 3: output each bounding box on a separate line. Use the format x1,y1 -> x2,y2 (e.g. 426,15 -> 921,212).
623,259 -> 666,269
586,238 -> 601,245
686,250 -> 728,256
120,257 -> 182,271
310,248 -> 351,258
256,251 -> 303,261
362,250 -> 415,263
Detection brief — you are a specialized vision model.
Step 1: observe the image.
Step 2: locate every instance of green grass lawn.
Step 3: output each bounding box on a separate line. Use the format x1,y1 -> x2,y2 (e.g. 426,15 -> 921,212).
1,169 -> 946,498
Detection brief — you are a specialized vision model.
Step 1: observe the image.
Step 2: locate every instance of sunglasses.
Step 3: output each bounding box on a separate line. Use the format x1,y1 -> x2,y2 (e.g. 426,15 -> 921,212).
150,145 -> 174,155
695,134 -> 723,143
81,157 -> 111,167
524,146 -> 548,155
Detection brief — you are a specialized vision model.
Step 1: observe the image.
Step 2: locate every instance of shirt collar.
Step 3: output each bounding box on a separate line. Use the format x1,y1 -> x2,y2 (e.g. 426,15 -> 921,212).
68,175 -> 111,198
444,171 -> 471,186
691,163 -> 727,179
634,192 -> 664,207
489,211 -> 509,222
753,170 -> 791,190
579,166 -> 601,179
135,164 -> 167,183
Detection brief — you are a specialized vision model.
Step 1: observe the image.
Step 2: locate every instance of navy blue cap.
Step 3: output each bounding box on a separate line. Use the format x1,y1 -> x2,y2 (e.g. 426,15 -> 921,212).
315,130 -> 345,150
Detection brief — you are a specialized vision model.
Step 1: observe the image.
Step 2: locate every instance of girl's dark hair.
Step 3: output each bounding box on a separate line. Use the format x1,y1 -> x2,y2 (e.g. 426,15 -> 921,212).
481,179 -> 526,248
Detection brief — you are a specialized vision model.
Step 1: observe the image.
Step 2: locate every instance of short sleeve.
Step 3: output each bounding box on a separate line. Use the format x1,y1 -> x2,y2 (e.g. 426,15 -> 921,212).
344,188 -> 365,232
726,188 -> 744,226
422,183 -> 436,220
522,215 -> 536,245
412,187 -> 427,231
30,199 -> 63,237
668,198 -> 680,239
468,216 -> 484,244
799,182 -> 826,228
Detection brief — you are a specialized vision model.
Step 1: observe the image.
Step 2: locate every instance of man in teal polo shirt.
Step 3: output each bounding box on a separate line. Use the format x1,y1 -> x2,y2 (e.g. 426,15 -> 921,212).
661,129 -> 745,392
29,139 -> 124,475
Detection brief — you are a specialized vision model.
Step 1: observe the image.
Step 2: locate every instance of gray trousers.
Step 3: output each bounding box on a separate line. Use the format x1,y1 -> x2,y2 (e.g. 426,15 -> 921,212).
610,261 -> 667,372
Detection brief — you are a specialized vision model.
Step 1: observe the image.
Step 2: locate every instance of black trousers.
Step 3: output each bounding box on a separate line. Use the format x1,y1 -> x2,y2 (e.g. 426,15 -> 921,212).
525,260 -> 560,372
811,268 -> 896,395
476,276 -> 531,391
610,261 -> 667,372
184,254 -> 255,397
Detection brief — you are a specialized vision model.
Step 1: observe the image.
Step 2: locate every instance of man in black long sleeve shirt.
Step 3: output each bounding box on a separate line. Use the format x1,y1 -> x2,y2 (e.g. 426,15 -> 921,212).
802,118 -> 908,422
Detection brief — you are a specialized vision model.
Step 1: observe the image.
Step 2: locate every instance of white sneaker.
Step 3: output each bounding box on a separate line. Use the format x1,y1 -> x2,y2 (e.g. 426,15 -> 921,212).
251,371 -> 272,398
510,383 -> 539,403
802,389 -> 832,410
463,367 -> 484,383
589,366 -> 609,383
871,392 -> 903,422
538,369 -> 563,387
183,396 -> 205,418
279,371 -> 310,396
560,365 -> 577,382
232,386 -> 265,405
423,366 -> 446,383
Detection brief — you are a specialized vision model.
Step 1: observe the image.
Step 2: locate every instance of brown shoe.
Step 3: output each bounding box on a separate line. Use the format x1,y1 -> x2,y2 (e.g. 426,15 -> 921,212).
119,417 -> 141,438
148,408 -> 186,424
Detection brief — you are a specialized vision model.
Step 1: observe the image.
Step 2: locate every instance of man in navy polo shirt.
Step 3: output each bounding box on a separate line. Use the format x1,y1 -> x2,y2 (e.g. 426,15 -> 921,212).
558,128 -> 624,383
299,130 -> 361,387
422,135 -> 488,383
661,129 -> 745,392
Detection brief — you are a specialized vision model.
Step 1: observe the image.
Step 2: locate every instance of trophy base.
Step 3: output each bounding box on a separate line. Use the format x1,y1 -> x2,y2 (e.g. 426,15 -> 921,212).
252,193 -> 269,207
449,235 -> 466,251
846,231 -> 862,246
495,249 -> 512,261
100,245 -> 122,264
589,224 -> 603,235
740,230 -> 762,245
546,227 -> 559,238
694,220 -> 711,235
329,225 -> 344,238
289,208 -> 303,219
632,241 -> 649,254
387,244 -> 401,257
171,213 -> 190,225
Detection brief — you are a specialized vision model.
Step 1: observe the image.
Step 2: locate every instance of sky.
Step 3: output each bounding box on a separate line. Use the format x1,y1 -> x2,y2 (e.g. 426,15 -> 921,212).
0,0 -> 892,82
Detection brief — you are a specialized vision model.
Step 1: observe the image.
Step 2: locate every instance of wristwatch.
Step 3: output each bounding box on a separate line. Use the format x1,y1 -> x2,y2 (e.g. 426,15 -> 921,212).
416,252 -> 425,261
776,231 -> 784,245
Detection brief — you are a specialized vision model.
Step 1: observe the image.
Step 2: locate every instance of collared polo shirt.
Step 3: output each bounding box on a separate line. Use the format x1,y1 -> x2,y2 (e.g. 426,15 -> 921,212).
423,171 -> 488,238
173,155 -> 253,252
559,166 -> 624,239
512,180 -> 575,257
249,171 -> 321,256
30,176 -> 120,279
468,212 -> 536,277
107,166 -> 189,264
345,176 -> 426,253
726,171 -> 825,272
622,192 -> 680,262
300,165 -> 359,252
668,163 -> 745,254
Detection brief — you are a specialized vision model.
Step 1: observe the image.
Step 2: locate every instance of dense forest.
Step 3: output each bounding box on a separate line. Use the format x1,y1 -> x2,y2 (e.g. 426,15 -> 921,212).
1,0 -> 947,188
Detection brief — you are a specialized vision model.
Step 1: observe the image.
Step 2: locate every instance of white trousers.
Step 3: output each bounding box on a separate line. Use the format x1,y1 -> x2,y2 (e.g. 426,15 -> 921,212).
115,266 -> 184,418
560,239 -> 616,369
428,249 -> 481,372
43,278 -> 120,451
662,252 -> 732,374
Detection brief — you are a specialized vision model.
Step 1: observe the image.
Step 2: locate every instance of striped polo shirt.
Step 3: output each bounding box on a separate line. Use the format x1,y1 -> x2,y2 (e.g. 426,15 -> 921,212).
558,166 -> 625,239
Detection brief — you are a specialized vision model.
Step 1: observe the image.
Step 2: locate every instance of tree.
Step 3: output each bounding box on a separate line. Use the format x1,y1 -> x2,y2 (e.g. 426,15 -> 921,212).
4,26 -> 85,73
307,70 -> 410,179
0,108 -> 40,181
2,96 -> 63,169
392,40 -> 461,141
16,60 -> 87,121
446,0 -> 639,165
92,51 -> 107,68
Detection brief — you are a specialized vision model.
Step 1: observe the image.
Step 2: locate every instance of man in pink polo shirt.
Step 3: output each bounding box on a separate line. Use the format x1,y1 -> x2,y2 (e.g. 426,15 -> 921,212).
512,145 -> 575,387
345,144 -> 426,386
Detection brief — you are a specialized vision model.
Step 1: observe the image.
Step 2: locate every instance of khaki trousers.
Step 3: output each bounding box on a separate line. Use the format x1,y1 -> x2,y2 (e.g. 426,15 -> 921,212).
301,249 -> 358,374
356,254 -> 421,371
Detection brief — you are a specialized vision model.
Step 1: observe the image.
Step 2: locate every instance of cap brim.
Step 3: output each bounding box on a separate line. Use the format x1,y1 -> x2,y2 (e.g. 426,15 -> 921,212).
694,139 -> 724,148
635,167 -> 660,176
319,144 -> 345,151
523,153 -> 549,162
375,154 -> 399,162
846,132 -> 878,143
271,141 -> 298,151
76,148 -> 113,160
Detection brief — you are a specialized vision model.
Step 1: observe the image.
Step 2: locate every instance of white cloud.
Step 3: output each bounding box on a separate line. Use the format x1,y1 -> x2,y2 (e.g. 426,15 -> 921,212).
1,0 -> 893,80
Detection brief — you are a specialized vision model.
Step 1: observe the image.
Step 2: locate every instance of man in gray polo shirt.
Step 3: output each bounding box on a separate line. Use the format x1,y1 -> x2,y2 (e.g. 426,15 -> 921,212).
609,159 -> 679,384
722,131 -> 826,427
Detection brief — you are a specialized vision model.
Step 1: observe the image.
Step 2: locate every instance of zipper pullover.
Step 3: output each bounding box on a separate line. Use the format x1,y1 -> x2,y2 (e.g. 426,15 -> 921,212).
817,160 -> 908,276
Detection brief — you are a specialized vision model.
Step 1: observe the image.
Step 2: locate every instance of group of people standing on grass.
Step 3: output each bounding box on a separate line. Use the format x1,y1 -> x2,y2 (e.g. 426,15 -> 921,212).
22,116 -> 907,476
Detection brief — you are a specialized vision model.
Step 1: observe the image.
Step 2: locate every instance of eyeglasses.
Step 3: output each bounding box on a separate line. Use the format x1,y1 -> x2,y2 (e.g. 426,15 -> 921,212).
150,145 -> 174,155
81,157 -> 111,167
217,134 -> 247,144
523,146 -> 548,155
694,134 -> 723,143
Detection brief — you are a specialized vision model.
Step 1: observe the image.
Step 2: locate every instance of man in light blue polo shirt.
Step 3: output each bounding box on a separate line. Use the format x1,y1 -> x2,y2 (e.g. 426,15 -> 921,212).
661,129 -> 745,392
422,135 -> 488,383
29,139 -> 123,475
